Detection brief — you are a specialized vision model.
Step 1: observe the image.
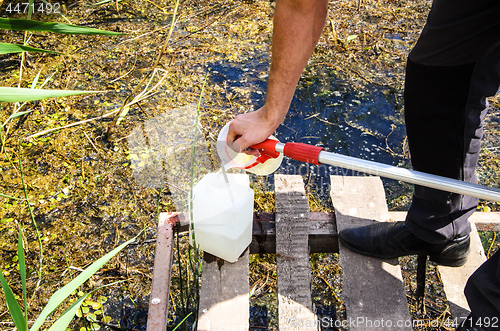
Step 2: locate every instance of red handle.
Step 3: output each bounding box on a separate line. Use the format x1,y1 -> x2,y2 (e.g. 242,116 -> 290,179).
250,139 -> 324,165
250,139 -> 280,158
283,142 -> 324,165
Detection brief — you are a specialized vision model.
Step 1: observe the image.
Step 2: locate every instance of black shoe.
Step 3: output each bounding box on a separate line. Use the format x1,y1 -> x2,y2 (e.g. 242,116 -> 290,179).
338,221 -> 470,267
456,313 -> 487,331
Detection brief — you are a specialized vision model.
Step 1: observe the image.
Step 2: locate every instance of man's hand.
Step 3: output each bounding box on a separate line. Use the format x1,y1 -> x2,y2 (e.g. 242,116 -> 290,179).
226,105 -> 282,156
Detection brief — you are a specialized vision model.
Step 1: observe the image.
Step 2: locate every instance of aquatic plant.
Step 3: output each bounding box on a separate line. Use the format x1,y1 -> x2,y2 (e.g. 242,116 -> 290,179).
0,12 -> 122,56
0,0 -> 122,137
0,3 -> 125,293
0,42 -> 59,55
0,228 -> 140,331
0,17 -> 122,36
0,13 -> 123,130
0,5 -> 134,329
0,87 -> 98,103
179,70 -> 210,330
107,0 -> 180,135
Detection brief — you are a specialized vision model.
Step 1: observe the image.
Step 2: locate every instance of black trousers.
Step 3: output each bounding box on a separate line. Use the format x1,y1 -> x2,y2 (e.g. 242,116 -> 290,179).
401,0 -> 500,327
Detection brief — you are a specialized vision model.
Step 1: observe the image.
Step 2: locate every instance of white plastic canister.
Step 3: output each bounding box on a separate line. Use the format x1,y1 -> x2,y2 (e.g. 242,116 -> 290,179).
191,173 -> 254,262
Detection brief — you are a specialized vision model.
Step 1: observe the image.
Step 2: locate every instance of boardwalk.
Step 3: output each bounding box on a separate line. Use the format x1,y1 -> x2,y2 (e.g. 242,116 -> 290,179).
148,175 -> 494,330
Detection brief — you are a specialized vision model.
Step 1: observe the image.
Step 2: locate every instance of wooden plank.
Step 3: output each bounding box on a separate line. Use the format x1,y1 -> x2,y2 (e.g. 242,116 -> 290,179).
251,212 -> 338,254
438,224 -> 487,321
146,213 -> 177,331
251,211 -> 499,254
197,250 -> 250,331
176,211 -> 500,232
307,212 -> 338,254
172,211 -> 499,254
197,173 -> 251,331
275,175 -> 318,331
330,176 -> 412,331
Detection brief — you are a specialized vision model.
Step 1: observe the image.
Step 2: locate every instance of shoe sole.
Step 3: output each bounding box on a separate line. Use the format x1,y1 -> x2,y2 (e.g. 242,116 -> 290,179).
339,238 -> 468,267
429,254 -> 468,267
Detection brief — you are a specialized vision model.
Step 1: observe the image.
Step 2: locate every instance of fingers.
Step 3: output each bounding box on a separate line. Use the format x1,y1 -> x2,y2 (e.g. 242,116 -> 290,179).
235,138 -> 261,157
226,109 -> 276,155
227,117 -> 253,151
226,121 -> 239,149
226,139 -> 242,154
226,120 -> 244,153
226,130 -> 260,156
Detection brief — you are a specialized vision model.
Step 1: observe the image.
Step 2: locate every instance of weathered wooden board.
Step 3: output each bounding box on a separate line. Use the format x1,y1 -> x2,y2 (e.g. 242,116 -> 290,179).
146,213 -> 176,331
275,175 -> 318,331
439,224 -> 487,321
251,212 -> 338,254
197,250 -> 250,331
330,176 -> 412,331
172,211 -> 498,254
388,211 -> 500,232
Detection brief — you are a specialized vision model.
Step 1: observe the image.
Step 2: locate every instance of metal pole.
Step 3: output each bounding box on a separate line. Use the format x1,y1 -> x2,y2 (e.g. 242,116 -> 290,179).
274,143 -> 500,202
317,151 -> 500,202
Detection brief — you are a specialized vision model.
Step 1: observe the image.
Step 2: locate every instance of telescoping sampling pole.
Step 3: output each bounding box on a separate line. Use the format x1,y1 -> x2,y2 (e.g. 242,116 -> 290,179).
250,139 -> 500,203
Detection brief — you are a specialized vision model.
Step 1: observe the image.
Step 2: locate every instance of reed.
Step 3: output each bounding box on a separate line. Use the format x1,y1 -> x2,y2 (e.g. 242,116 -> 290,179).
0,228 -> 140,331
0,12 -> 122,149
185,70 -> 210,330
0,13 -> 121,313
106,0 -> 180,135
17,142 -> 43,292
0,18 -> 123,35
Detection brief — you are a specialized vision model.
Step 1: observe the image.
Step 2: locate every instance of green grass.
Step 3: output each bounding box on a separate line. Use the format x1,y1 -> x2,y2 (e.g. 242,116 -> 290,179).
0,229 -> 139,331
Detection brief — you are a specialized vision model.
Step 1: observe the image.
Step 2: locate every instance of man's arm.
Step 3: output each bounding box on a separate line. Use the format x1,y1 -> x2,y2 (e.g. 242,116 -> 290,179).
227,0 -> 328,154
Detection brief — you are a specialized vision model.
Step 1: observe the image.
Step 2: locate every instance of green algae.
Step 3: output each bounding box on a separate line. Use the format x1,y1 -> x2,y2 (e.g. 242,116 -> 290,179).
0,0 -> 499,330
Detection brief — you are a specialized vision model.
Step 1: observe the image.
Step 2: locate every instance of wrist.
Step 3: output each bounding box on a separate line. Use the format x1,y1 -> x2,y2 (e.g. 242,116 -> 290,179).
257,105 -> 286,132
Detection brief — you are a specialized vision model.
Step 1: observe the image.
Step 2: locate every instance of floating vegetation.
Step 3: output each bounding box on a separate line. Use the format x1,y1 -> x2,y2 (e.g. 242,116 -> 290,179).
1,0 -> 499,330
